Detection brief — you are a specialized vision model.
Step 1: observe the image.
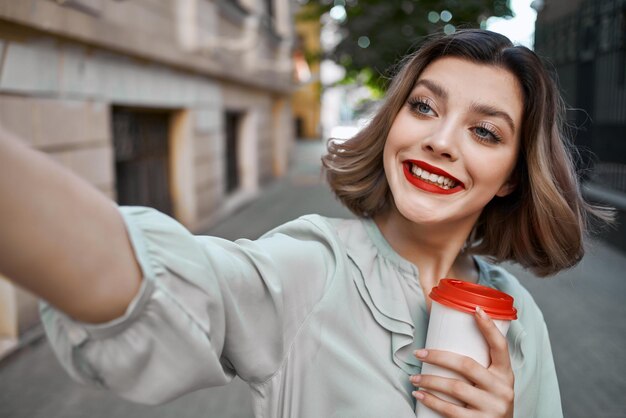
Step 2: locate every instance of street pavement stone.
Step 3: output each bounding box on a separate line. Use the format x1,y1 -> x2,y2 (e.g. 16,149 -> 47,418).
1,140 -> 624,417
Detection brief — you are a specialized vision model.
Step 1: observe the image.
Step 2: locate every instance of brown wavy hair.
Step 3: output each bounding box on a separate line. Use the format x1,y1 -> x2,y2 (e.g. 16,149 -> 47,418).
322,29 -> 612,276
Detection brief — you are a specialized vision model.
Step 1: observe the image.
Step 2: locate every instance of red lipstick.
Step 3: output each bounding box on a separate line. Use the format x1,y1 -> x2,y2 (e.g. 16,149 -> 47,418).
402,160 -> 464,195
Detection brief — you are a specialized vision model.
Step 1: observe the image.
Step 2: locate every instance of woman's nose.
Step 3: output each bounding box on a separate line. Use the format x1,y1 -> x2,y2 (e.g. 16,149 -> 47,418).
421,125 -> 458,161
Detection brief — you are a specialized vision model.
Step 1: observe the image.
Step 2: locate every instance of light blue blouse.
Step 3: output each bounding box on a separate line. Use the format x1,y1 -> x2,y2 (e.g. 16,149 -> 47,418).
41,206 -> 563,417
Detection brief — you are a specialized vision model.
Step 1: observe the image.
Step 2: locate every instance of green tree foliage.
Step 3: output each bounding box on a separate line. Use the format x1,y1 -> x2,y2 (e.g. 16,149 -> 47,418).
299,0 -> 512,93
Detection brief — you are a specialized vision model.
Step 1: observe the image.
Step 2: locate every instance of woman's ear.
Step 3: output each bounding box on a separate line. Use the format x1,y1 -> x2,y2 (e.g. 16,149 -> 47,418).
496,179 -> 516,197
497,162 -> 521,197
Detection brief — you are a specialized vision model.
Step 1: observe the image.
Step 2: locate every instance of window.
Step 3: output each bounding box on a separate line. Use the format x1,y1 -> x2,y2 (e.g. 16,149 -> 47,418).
224,111 -> 243,193
112,108 -> 173,215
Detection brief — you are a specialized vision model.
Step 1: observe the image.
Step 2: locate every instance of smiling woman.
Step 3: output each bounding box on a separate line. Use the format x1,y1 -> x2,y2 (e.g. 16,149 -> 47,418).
0,29 -> 612,418
321,30 -> 610,415
323,30 -> 610,277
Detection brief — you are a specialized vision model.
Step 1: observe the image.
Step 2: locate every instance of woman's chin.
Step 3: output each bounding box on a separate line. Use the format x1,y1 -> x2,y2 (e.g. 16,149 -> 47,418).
395,204 -> 451,226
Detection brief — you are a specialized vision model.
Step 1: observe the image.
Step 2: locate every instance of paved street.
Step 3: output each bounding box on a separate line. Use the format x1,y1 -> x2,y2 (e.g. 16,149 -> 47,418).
1,140 -> 625,417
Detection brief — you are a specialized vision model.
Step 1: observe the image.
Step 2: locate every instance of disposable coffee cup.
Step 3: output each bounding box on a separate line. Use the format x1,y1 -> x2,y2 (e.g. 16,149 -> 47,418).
416,279 -> 518,418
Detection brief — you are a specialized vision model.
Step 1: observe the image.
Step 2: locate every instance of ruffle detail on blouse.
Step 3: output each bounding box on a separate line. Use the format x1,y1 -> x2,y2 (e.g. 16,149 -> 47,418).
334,218 -> 423,376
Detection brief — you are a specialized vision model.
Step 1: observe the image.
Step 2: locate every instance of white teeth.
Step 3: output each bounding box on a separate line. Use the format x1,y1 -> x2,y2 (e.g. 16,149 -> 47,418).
409,163 -> 457,189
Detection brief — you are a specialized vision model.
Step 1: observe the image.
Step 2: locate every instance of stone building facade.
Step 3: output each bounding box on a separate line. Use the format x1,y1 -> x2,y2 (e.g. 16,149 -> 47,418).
0,0 -> 298,357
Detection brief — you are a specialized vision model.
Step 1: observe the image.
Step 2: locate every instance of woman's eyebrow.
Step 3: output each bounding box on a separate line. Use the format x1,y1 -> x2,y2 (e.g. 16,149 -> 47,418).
469,102 -> 516,133
414,79 -> 448,100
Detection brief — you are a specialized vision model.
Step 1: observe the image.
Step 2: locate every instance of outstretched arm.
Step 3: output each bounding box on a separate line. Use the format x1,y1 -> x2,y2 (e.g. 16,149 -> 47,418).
0,126 -> 142,323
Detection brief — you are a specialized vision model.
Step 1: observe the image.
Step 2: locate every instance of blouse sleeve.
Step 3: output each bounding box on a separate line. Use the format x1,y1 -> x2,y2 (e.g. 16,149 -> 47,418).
530,320 -> 563,417
40,206 -> 339,405
514,293 -> 563,418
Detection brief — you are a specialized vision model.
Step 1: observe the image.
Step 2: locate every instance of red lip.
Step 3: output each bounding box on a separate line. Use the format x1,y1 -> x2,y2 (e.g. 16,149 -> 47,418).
402,160 -> 465,195
407,160 -> 463,185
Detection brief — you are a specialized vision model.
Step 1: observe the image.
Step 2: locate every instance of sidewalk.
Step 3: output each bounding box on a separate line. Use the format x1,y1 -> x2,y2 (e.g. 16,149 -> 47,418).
1,140 -> 624,417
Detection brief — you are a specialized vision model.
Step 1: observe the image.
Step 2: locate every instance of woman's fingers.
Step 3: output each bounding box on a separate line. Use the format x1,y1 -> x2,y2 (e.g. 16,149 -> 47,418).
412,389 -> 475,418
411,373 -> 489,410
474,307 -> 514,379
415,348 -> 492,387
412,309 -> 516,417
415,348 -> 510,396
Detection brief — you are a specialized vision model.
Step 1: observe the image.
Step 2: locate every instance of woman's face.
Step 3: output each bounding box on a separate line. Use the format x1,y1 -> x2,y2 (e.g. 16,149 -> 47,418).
382,56 -> 523,228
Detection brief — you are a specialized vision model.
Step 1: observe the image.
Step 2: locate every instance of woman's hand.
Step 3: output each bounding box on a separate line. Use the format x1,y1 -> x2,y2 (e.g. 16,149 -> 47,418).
411,307 -> 514,418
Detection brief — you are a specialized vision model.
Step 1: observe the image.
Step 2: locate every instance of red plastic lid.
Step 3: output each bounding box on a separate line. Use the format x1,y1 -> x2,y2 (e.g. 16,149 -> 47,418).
429,279 -> 518,320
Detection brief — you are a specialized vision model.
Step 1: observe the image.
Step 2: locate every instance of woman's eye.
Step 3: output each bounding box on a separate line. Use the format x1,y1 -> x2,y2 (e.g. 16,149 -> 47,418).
408,98 -> 436,116
475,127 -> 491,138
473,126 -> 501,143
417,103 -> 432,114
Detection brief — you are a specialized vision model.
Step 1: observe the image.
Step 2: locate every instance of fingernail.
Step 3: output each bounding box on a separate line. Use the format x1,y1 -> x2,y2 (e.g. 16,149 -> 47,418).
412,391 -> 425,400
410,374 -> 421,384
414,349 -> 428,358
475,306 -> 489,319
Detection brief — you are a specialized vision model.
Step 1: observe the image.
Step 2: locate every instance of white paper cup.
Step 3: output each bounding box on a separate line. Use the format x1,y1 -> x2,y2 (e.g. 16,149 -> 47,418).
415,279 -> 517,418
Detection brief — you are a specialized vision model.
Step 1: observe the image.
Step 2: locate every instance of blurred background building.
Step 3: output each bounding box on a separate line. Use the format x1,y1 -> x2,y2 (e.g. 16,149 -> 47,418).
534,0 -> 626,250
0,0 -> 304,359
292,3 -> 322,139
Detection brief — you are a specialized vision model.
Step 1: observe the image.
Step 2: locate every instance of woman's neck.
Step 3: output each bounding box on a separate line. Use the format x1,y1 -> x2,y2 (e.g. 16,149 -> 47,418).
373,207 -> 480,306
